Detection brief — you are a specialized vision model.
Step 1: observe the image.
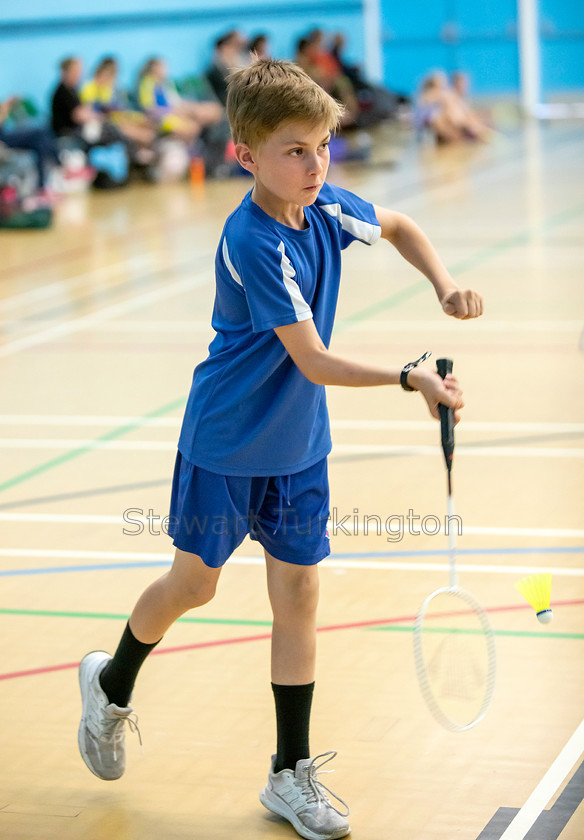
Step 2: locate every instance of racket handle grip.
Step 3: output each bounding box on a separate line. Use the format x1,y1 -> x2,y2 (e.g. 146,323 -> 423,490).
436,358 -> 455,471
436,358 -> 453,380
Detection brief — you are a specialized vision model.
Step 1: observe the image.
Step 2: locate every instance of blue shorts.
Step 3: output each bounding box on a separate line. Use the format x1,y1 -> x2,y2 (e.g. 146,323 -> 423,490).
168,451 -> 330,568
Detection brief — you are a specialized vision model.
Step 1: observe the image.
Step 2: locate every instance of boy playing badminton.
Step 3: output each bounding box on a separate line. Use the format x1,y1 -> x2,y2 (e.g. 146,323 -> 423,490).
78,59 -> 482,840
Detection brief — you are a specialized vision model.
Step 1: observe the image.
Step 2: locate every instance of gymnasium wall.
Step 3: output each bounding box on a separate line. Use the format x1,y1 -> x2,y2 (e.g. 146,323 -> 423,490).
1,1 -> 583,110
0,0 -> 364,111
381,0 -> 584,98
539,0 -> 584,95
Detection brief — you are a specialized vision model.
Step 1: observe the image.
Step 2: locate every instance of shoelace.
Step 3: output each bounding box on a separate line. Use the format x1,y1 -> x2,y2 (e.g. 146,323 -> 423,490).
297,751 -> 350,817
100,711 -> 143,758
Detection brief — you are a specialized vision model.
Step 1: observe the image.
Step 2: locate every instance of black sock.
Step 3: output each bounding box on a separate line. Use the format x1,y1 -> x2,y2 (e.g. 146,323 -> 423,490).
98,622 -> 161,707
272,682 -> 315,773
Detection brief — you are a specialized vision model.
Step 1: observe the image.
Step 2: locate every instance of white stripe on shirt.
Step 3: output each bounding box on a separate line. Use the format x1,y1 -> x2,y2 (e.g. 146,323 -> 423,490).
277,241 -> 312,322
319,202 -> 381,245
222,238 -> 243,286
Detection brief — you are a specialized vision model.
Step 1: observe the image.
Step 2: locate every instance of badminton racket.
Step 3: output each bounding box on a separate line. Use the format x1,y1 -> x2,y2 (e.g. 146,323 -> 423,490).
413,358 -> 496,732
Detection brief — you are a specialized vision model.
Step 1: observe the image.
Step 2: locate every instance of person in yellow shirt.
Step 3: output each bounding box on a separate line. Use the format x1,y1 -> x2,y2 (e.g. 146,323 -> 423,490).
137,57 -> 223,145
82,57 -> 156,157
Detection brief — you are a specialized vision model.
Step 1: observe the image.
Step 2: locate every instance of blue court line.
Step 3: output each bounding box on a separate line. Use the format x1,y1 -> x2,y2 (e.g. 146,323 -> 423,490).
332,547 -> 584,558
0,561 -> 172,577
0,546 -> 582,577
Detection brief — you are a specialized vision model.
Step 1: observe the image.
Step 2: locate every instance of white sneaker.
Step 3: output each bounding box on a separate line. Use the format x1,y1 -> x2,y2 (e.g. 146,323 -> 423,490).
78,650 -> 141,781
260,752 -> 351,840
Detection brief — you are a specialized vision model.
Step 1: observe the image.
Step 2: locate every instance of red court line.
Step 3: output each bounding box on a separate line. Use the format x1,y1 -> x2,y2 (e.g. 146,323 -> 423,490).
1,599 -> 582,683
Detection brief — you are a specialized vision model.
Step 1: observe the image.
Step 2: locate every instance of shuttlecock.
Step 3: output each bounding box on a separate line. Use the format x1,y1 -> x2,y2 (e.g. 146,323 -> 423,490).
514,573 -> 553,623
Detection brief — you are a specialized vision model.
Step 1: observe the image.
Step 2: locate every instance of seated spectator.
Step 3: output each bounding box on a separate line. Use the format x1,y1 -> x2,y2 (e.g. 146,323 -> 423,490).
81,57 -> 156,162
330,31 -> 409,121
51,56 -> 130,148
450,70 -> 492,132
414,71 -> 490,143
0,95 -> 60,194
248,33 -> 270,61
51,57 -> 99,141
52,56 -> 137,189
304,29 -> 344,81
295,35 -> 358,127
450,71 -> 469,100
206,31 -> 249,106
137,57 -> 223,145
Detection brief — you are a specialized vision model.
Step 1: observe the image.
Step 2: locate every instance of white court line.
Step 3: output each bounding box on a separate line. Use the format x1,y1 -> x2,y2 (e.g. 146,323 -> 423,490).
1,513 -> 583,539
0,547 -> 583,575
0,414 -> 183,427
0,416 -> 583,434
0,438 -> 178,450
463,526 -> 584,538
334,420 -> 584,433
333,444 -> 584,459
71,319 -> 583,334
91,319 -> 214,333
334,319 -> 583,333
0,281 -> 75,313
0,251 -> 168,323
0,255 -> 159,313
498,718 -> 584,840
1,438 -> 582,459
0,259 -> 213,357
2,318 -> 572,334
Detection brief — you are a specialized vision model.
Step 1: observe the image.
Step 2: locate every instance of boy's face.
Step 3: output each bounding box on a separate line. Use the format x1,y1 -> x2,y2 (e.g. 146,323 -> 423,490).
237,120 -> 331,225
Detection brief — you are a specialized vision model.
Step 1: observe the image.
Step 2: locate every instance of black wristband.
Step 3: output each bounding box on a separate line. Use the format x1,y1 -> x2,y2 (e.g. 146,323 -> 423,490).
400,351 -> 432,391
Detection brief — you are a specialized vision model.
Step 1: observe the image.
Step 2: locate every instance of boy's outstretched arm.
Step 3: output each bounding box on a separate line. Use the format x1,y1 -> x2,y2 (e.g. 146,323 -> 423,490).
274,319 -> 464,423
373,205 -> 483,319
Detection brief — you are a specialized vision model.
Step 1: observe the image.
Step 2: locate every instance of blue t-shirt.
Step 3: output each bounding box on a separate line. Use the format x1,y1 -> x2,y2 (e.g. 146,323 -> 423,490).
178,182 -> 381,476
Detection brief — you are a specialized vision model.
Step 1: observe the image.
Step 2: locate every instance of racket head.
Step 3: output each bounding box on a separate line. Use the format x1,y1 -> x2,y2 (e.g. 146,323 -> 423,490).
413,585 -> 496,732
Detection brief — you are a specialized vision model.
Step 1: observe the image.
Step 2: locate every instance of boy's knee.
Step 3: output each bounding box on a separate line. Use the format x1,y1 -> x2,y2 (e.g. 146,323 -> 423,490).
197,581 -> 218,606
177,578 -> 217,609
167,565 -> 219,609
274,566 -> 320,613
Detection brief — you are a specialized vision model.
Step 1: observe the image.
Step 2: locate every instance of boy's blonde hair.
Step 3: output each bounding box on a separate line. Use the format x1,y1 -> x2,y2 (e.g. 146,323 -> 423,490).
226,58 -> 343,148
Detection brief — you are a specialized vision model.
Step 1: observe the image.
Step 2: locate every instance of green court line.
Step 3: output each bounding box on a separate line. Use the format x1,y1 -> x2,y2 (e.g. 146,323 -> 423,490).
336,281 -> 427,329
0,607 -> 272,627
1,607 -> 581,639
3,198 -> 584,498
337,199 -> 584,330
0,396 -> 186,496
369,625 -> 584,640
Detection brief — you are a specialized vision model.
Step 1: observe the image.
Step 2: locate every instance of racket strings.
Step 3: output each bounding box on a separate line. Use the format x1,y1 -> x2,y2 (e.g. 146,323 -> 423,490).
427,636 -> 486,701
414,588 -> 496,731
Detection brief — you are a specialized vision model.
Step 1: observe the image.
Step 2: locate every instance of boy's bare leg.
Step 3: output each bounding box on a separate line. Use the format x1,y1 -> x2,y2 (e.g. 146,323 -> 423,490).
78,548 -> 221,780
94,548 -> 221,705
430,112 -> 464,143
99,547 -> 221,703
265,551 -> 319,684
265,551 -> 319,773
129,548 -> 222,643
261,552 -> 351,838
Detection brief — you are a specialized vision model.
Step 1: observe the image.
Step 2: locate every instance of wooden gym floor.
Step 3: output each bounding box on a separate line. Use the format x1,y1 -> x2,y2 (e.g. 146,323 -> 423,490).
0,117 -> 583,840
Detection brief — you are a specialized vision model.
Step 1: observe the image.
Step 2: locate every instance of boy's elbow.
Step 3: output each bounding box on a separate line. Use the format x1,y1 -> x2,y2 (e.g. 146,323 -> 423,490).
296,361 -> 326,386
304,370 -> 327,386
293,350 -> 329,386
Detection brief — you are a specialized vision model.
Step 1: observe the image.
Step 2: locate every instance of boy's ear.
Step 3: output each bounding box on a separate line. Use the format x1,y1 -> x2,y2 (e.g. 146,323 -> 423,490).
234,143 -> 257,174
